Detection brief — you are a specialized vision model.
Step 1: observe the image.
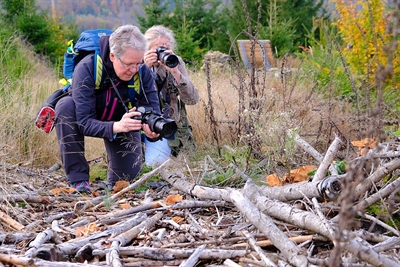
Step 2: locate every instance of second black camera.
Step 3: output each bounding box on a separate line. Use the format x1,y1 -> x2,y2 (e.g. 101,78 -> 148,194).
156,46 -> 179,68
134,106 -> 177,139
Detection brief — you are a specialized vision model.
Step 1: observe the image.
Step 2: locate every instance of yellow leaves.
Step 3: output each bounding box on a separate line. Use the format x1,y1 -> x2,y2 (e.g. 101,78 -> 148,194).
332,0 -> 400,87
266,166 -> 316,187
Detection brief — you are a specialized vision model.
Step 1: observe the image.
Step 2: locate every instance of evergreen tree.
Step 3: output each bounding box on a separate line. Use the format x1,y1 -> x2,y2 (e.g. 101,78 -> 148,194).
171,0 -> 229,53
138,0 -> 230,63
0,0 -> 78,66
227,0 -> 327,55
136,0 -> 170,32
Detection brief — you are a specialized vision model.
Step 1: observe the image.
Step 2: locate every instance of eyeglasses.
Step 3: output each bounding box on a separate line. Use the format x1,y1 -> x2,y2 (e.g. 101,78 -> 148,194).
117,57 -> 141,71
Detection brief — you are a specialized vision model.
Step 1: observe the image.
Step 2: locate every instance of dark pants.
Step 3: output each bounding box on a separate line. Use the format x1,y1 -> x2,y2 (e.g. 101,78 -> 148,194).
55,96 -> 142,186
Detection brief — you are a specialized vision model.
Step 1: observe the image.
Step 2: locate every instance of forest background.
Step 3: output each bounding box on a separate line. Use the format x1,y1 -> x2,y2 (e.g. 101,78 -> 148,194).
0,0 -> 399,186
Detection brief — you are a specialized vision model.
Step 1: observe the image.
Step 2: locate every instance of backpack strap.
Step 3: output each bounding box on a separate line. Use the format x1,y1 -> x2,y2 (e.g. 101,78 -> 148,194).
94,51 -> 104,90
93,50 -> 140,96
128,73 -> 140,99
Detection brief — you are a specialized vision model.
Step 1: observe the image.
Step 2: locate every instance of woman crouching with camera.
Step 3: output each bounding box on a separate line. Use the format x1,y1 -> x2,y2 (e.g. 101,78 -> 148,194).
143,25 -> 199,166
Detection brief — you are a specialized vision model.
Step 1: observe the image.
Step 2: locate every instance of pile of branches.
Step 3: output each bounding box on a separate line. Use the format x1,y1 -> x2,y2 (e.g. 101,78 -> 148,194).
0,134 -> 400,267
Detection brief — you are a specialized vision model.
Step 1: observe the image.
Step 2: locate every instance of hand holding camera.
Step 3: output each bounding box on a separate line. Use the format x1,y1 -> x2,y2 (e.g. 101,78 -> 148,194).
133,106 -> 177,139
155,46 -> 179,68
144,46 -> 179,69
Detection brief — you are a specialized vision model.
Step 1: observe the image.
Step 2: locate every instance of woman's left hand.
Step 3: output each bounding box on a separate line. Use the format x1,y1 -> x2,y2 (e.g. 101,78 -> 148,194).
142,123 -> 160,139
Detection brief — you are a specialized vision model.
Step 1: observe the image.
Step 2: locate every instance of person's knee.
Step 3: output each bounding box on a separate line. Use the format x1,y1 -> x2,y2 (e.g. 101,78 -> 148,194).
55,96 -> 74,115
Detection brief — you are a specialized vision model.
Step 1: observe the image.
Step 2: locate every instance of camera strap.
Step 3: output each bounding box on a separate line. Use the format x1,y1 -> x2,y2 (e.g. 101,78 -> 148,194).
104,68 -> 130,113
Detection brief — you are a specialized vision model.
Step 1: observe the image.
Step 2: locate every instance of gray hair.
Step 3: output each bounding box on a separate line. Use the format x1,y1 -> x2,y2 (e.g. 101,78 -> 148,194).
144,25 -> 177,51
109,25 -> 147,58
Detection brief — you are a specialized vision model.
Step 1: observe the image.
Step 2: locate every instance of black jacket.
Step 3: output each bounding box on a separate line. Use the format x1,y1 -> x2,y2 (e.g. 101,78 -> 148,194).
70,35 -> 160,141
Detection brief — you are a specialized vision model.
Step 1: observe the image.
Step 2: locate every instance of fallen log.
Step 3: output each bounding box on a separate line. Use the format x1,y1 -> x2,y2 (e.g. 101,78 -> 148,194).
312,135 -> 342,182
355,158 -> 400,199
93,246 -> 256,261
0,210 -> 25,231
229,189 -> 308,267
257,176 -> 342,202
111,212 -> 164,246
36,212 -> 148,260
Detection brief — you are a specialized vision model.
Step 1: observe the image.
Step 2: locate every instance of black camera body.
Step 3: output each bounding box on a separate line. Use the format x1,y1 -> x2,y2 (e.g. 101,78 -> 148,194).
134,106 -> 177,139
156,46 -> 179,68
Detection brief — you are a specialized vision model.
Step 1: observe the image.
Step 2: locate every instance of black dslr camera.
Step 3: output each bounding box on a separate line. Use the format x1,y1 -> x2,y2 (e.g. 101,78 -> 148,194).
156,46 -> 179,68
134,106 -> 177,138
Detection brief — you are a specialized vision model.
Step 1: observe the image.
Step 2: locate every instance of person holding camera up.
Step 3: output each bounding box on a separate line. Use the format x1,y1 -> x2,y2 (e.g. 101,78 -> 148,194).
55,25 -> 161,193
143,25 -> 199,166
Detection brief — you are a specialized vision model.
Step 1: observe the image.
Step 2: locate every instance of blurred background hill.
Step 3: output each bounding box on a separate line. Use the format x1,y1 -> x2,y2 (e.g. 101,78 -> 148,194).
36,0 -> 146,30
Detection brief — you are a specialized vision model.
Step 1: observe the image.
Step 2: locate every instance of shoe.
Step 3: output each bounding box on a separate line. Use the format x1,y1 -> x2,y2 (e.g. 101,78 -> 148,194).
97,181 -> 114,192
72,181 -> 92,194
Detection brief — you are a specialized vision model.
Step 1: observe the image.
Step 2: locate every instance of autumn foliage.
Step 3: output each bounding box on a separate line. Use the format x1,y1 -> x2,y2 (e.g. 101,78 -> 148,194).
333,0 -> 399,87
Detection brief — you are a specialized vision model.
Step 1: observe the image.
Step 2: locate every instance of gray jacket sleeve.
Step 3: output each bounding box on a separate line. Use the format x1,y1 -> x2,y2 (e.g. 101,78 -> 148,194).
173,56 -> 199,105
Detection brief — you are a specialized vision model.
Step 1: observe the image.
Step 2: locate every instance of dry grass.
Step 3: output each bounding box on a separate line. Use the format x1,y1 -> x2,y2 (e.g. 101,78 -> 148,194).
188,56 -> 356,162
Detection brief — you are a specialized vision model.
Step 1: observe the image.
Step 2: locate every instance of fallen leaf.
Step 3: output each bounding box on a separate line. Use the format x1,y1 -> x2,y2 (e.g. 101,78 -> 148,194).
351,138 -> 376,148
74,223 -> 101,237
119,202 -> 132,209
50,187 -> 75,196
112,180 -> 130,193
165,194 -> 183,205
266,173 -> 282,186
285,165 -> 316,183
172,216 -> 185,224
352,138 -> 376,156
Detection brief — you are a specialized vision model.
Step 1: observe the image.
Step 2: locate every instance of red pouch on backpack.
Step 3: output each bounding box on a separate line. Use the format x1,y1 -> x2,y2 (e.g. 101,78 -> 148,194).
35,88 -> 68,133
35,106 -> 56,133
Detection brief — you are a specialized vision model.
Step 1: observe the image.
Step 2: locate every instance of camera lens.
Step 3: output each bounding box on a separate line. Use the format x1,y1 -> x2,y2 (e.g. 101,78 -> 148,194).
162,54 -> 179,68
154,119 -> 177,138
145,113 -> 177,138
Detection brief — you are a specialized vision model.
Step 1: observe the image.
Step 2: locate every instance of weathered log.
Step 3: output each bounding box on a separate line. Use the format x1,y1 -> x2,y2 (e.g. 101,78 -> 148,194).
293,133 -> 338,176
152,200 -> 228,212
162,171 -> 231,201
121,257 -> 185,266
0,252 -> 100,266
0,232 -> 35,244
229,189 -> 308,267
111,212 -> 164,246
372,236 -> 400,252
0,253 -> 33,266
96,201 -> 162,224
355,158 -> 400,199
354,174 -> 400,212
93,246 -> 256,260
241,230 -> 277,267
242,180 -> 333,238
25,228 -> 55,258
92,159 -> 170,210
37,212 -> 147,259
107,241 -> 122,267
232,235 -> 314,249
341,233 -> 400,267
312,135 -> 342,182
1,194 -> 54,204
179,244 -> 206,267
256,175 -> 342,202
0,210 -> 24,231
223,259 -> 242,267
